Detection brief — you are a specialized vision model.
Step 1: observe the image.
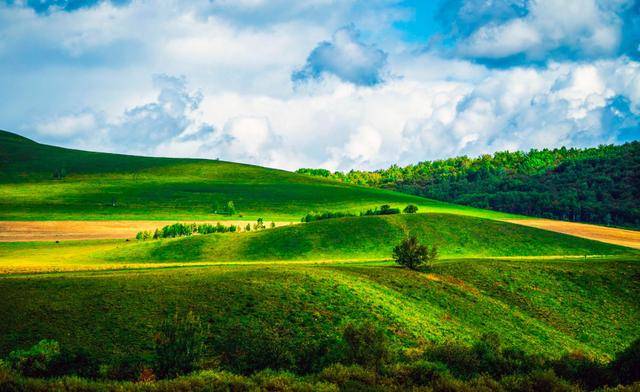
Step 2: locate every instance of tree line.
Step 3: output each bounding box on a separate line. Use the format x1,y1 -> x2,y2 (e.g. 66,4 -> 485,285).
135,219 -> 276,240
298,142 -> 640,228
302,204 -> 418,222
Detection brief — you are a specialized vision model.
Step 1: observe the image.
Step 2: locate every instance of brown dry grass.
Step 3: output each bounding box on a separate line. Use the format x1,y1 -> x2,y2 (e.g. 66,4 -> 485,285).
0,220 -> 297,242
505,219 -> 640,249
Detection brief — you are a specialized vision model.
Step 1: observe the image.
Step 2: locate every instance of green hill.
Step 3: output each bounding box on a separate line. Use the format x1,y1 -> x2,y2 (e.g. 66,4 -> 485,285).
1,258 -> 638,375
104,214 -> 630,264
0,130 -> 514,221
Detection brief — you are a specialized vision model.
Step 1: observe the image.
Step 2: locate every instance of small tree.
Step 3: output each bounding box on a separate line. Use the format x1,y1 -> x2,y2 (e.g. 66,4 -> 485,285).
392,235 -> 437,270
403,204 -> 418,214
154,311 -> 208,378
245,223 -> 251,232
270,222 -> 276,229
254,218 -> 265,230
226,201 -> 236,215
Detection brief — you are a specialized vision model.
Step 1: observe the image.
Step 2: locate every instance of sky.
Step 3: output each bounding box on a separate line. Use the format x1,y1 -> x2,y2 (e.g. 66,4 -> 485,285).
1,0 -> 640,171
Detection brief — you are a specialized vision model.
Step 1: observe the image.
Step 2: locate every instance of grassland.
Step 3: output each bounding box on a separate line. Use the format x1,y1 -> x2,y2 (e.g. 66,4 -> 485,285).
0,130 -> 516,221
1,129 -> 639,389
0,258 -> 638,374
0,214 -> 632,274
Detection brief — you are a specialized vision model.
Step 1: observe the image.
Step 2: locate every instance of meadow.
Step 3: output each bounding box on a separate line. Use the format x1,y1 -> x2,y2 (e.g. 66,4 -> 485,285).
0,130 -> 639,391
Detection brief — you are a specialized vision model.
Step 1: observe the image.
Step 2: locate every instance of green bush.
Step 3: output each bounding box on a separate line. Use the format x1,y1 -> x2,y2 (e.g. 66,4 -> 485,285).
8,339 -> 61,378
403,204 -> 419,214
341,322 -> 391,371
154,311 -> 209,378
301,211 -> 356,222
611,338 -> 640,386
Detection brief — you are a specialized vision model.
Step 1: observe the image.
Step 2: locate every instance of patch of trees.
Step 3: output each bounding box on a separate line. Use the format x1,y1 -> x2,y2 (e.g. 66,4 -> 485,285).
302,204 -> 418,223
298,142 -> 640,228
136,222 -> 239,241
3,321 -> 639,391
213,201 -> 237,216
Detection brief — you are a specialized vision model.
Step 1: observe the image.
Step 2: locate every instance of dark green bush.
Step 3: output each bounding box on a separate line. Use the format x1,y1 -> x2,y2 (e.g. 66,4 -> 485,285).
8,340 -> 61,378
342,322 -> 391,370
611,338 -> 640,386
154,311 -> 209,378
403,204 -> 419,214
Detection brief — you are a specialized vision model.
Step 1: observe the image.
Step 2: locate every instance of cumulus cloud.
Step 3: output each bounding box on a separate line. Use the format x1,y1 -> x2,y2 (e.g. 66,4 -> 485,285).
292,26 -> 388,86
3,0 -> 640,172
439,0 -> 639,65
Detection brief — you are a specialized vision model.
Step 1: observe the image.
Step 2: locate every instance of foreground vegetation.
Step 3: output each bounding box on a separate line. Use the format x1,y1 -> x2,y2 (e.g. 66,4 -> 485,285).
298,142 -> 640,228
0,258 -> 638,390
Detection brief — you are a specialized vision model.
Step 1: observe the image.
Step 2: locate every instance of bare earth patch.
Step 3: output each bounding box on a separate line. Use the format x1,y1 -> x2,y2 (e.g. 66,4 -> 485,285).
0,220 -> 297,242
505,219 -> 640,250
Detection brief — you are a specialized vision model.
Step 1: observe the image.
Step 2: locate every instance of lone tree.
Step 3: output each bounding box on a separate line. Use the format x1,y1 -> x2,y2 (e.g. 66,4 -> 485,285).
392,235 -> 438,270
403,204 -> 418,214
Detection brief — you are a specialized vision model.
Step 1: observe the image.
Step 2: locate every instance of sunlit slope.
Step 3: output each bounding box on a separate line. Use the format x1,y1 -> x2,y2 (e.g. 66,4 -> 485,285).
0,259 -> 637,373
0,130 -> 517,221
100,214 -> 630,263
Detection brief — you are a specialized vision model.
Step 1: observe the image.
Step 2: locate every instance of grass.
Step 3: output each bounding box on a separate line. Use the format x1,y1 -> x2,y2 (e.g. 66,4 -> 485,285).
0,214 -> 632,274
0,258 -> 637,374
0,130 -> 517,221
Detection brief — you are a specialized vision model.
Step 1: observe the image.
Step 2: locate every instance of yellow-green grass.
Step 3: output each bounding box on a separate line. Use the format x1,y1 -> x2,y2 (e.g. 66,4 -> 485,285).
0,130 -> 519,221
0,214 -> 633,274
0,258 -> 638,374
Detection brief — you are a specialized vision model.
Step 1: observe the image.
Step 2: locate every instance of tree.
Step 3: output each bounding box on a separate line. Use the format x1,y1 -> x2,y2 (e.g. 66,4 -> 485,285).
154,311 -> 208,378
403,204 -> 418,214
245,223 -> 251,232
270,222 -> 276,229
254,218 -> 265,230
226,201 -> 236,215
392,235 -> 437,270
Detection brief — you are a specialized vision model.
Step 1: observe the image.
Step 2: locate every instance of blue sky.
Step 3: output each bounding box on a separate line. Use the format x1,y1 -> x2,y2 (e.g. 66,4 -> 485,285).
1,0 -> 639,170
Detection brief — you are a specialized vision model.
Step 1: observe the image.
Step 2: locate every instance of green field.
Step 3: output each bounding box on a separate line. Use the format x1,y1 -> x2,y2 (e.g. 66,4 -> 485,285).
0,130 -> 516,221
0,130 -> 639,390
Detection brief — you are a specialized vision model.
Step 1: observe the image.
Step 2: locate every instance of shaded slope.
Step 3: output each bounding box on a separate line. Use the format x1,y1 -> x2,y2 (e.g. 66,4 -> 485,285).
0,258 -> 637,373
0,130 -> 512,221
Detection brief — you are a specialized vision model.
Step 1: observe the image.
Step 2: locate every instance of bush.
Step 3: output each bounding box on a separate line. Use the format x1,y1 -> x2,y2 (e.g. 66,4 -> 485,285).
361,204 -> 401,216
154,311 -> 209,378
392,236 -> 438,270
8,339 -> 61,377
611,338 -> 640,386
301,211 -> 356,222
403,204 -> 418,214
342,322 -> 391,370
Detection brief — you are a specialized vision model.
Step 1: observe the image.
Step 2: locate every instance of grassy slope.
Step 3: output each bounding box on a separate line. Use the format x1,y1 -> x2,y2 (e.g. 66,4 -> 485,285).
0,214 -> 632,274
0,130 -> 515,221
0,259 -> 637,372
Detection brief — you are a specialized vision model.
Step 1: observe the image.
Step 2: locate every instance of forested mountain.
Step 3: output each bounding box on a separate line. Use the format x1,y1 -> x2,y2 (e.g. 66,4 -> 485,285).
297,142 -> 640,228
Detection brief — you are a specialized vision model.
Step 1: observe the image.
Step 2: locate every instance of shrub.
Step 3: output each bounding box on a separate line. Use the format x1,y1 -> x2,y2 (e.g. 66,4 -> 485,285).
254,218 -> 265,230
392,236 -> 438,270
361,204 -> 401,216
403,204 -> 418,214
154,311 -> 209,378
342,322 -> 391,371
611,338 -> 640,386
8,339 -> 61,378
301,211 -> 356,223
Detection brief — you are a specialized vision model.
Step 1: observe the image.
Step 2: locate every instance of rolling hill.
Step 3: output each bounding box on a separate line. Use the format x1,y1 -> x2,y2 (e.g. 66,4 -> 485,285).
1,129 -> 639,390
0,130 -> 514,221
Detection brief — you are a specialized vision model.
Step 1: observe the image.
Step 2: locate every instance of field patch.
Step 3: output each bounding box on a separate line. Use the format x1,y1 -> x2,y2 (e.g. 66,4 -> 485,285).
0,220 -> 296,242
506,219 -> 640,249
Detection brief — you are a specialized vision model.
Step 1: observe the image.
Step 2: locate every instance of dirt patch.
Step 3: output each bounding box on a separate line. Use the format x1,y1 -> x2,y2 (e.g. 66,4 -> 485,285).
505,219 -> 640,250
0,220 -> 297,242
424,273 -> 479,295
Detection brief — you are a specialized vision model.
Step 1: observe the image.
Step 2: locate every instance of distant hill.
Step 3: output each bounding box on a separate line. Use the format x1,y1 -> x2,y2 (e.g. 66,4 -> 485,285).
0,130 -> 513,221
298,142 -> 640,228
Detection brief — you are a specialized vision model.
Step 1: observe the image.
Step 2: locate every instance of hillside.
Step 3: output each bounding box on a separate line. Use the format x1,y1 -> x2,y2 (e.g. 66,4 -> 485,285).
0,130 -> 513,221
0,214 -> 632,274
298,142 -> 640,228
1,259 -> 638,375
